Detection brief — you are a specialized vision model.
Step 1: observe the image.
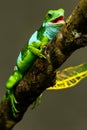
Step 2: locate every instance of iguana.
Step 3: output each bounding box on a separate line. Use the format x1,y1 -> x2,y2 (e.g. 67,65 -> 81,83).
5,8 -> 87,117
6,8 -> 65,116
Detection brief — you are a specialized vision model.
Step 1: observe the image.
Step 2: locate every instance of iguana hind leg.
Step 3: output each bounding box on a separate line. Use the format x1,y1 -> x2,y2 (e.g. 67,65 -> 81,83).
6,70 -> 22,116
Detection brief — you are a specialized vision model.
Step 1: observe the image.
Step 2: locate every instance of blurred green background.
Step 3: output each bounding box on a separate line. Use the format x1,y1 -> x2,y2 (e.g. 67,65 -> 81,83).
0,0 -> 87,130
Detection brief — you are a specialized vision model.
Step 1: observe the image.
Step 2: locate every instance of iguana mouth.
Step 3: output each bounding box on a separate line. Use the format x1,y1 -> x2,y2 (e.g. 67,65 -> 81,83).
51,16 -> 64,23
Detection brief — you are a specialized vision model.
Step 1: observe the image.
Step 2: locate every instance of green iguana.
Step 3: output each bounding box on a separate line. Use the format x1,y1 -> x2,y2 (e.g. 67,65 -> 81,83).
6,8 -> 65,116
5,8 -> 87,116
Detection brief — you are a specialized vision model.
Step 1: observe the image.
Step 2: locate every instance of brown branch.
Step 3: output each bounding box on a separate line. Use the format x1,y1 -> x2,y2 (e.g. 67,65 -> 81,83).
0,0 -> 87,129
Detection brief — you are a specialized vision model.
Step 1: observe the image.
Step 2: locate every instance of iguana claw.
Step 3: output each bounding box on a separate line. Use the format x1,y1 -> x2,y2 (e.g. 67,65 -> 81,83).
7,90 -> 19,116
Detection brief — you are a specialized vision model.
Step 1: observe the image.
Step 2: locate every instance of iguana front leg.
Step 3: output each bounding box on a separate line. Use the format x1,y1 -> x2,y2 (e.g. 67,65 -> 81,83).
7,89 -> 19,116
28,44 -> 46,59
28,36 -> 49,59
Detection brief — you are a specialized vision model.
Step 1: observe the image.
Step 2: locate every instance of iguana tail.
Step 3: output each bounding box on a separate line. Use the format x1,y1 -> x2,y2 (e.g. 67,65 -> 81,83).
47,63 -> 87,90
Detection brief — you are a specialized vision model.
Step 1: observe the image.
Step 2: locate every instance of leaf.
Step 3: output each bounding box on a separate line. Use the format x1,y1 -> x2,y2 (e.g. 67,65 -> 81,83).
47,63 -> 87,90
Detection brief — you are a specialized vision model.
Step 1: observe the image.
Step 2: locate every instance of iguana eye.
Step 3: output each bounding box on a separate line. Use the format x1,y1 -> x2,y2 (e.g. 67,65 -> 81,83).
48,13 -> 52,17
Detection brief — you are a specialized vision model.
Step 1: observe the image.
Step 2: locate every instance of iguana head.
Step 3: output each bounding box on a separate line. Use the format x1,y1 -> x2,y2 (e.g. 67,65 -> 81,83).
44,8 -> 65,26
43,8 -> 65,39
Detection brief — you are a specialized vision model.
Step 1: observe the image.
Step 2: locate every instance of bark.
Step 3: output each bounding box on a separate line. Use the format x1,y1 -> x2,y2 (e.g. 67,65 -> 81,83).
0,0 -> 87,129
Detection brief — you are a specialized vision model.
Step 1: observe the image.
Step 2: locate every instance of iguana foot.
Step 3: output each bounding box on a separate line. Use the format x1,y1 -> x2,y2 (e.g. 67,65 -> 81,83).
7,90 -> 19,117
37,50 -> 46,59
32,94 -> 42,109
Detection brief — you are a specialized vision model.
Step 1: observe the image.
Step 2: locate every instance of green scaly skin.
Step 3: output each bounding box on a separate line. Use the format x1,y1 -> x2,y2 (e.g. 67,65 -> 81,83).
6,8 -> 65,116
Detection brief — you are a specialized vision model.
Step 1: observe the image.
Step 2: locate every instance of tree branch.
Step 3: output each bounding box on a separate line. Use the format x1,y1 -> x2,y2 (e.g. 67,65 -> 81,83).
0,0 -> 87,129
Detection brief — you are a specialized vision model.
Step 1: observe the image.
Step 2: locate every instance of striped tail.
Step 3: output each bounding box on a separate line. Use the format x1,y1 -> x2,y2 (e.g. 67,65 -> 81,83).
47,63 -> 87,90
